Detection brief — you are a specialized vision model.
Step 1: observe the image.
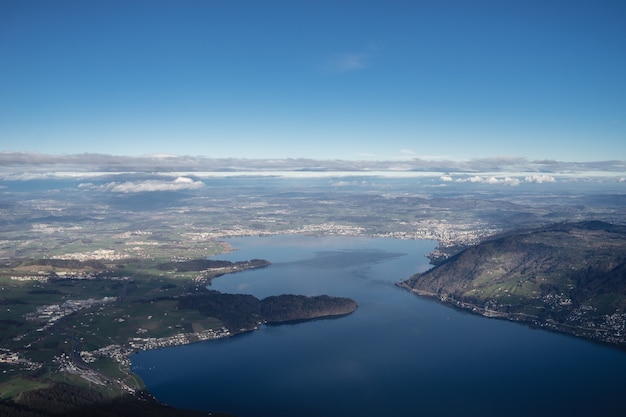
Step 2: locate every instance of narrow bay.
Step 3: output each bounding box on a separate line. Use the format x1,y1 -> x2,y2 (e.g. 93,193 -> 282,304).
132,236 -> 626,417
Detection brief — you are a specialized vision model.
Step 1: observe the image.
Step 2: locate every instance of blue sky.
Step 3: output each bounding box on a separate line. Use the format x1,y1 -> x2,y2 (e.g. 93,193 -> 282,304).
1,0 -> 625,161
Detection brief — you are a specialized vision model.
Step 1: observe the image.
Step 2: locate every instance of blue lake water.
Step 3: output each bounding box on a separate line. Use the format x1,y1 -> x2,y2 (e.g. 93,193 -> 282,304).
131,235 -> 626,417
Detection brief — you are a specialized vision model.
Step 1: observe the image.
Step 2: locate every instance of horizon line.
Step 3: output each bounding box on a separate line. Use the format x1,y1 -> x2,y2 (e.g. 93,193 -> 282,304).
1,151 -> 625,165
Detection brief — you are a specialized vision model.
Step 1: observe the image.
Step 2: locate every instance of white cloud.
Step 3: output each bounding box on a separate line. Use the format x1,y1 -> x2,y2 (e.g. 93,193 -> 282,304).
456,175 -> 520,186
525,174 -> 555,183
440,175 -> 453,182
330,180 -> 357,187
81,177 -> 205,193
326,52 -> 368,72
502,177 -> 521,186
1,152 -> 625,179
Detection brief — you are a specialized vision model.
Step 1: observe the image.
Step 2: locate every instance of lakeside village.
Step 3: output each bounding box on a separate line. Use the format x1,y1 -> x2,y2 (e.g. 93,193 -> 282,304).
49,325 -> 231,395
81,325 -> 231,369
408,288 -> 626,348
5,294 -> 232,388
178,219 -> 496,248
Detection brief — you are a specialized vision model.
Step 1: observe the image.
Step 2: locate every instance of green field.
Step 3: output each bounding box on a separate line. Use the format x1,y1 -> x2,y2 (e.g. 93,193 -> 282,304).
0,234 -> 241,404
0,378 -> 51,401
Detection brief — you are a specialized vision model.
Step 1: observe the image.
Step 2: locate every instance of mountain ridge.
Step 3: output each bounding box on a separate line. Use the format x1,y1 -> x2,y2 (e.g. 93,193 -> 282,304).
402,221 -> 626,349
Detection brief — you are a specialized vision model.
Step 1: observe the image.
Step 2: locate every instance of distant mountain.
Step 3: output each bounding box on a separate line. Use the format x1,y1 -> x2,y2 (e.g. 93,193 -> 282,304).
401,221 -> 626,349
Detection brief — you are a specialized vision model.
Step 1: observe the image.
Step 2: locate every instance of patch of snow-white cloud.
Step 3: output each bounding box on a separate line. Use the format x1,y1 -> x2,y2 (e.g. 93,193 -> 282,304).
449,174 -> 555,185
80,177 -> 205,193
525,174 -> 556,183
456,175 -> 520,186
330,180 -> 356,187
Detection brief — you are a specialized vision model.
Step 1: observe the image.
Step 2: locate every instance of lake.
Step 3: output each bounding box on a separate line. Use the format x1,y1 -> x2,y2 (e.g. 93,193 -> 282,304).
131,235 -> 626,417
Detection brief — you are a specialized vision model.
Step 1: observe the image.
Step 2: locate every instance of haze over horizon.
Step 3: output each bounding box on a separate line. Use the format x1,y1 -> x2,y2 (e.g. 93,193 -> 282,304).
1,1 -> 625,162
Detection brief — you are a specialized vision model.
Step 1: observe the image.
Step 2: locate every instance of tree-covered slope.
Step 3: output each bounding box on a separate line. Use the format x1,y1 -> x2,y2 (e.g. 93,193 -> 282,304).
402,221 -> 626,348
179,290 -> 358,331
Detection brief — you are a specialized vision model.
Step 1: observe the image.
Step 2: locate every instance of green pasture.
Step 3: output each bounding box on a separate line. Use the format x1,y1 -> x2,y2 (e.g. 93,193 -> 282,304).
0,377 -> 50,401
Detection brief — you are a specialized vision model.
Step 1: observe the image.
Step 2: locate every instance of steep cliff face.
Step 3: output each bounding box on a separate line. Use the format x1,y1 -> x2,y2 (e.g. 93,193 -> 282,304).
402,221 -> 626,348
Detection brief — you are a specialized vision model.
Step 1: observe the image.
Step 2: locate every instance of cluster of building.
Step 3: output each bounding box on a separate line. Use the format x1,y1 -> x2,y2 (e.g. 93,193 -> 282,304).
55,352 -> 139,394
542,293 -> 574,309
178,219 -> 493,249
113,230 -> 153,239
26,297 -> 117,332
128,327 -> 230,352
31,224 -> 82,234
411,219 -> 499,247
602,313 -> 626,344
0,348 -> 41,370
54,353 -> 107,386
53,249 -> 128,261
9,274 -> 49,282
564,306 -> 626,342
10,271 -> 128,282
294,223 -> 366,235
80,344 -> 134,367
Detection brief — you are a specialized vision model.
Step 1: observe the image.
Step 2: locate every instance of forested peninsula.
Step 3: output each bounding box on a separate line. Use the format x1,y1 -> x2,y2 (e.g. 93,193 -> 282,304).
179,290 -> 358,331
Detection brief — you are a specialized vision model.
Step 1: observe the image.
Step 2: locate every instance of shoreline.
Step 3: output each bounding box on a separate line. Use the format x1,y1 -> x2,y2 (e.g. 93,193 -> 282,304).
396,281 -> 626,353
74,299 -> 358,398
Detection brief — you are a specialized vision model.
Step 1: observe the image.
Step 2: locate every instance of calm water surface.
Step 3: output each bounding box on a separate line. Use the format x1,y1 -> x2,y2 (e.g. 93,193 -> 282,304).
132,236 -> 626,417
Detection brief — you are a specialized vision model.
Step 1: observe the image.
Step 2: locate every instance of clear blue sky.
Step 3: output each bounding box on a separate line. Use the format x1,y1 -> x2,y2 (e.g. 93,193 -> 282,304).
1,0 -> 625,161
